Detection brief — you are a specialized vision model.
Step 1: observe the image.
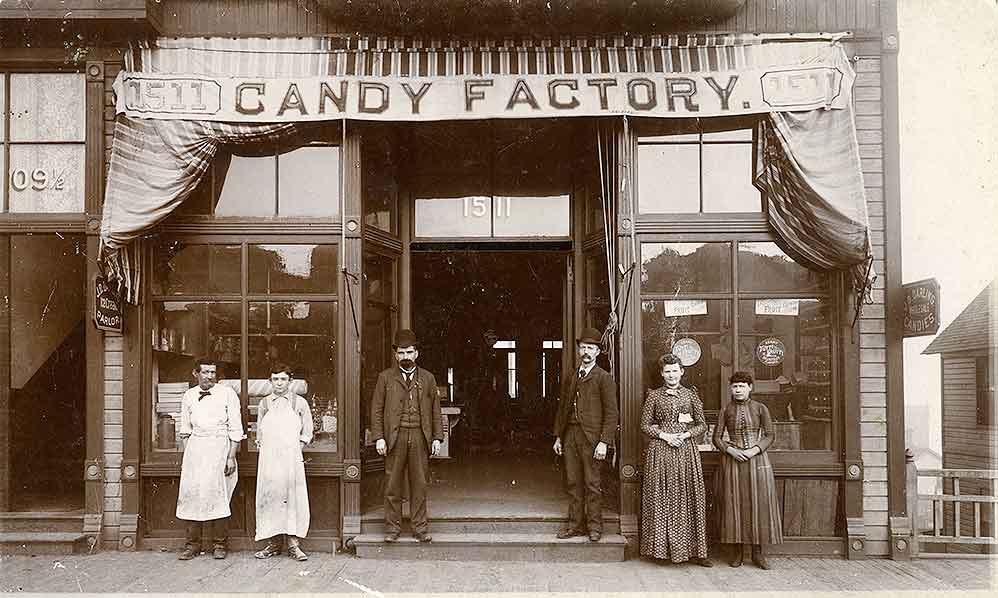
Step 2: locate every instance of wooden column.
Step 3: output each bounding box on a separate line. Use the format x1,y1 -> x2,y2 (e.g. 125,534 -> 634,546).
83,59 -> 107,549
880,0 -> 910,561
0,237 -> 9,512
117,257 -> 144,550
616,122 -> 641,555
339,129 -> 364,539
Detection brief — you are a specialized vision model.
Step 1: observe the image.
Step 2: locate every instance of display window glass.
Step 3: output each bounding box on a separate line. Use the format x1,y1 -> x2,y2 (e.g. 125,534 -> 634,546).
149,239 -> 339,459
2,73 -> 86,213
639,240 -> 835,453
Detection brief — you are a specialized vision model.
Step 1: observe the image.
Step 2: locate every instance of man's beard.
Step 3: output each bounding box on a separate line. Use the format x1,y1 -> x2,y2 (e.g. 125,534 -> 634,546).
399,358 -> 415,370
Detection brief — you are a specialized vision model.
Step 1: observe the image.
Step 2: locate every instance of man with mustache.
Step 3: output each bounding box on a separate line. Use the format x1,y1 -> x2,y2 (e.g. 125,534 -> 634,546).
371,329 -> 443,543
553,327 -> 618,542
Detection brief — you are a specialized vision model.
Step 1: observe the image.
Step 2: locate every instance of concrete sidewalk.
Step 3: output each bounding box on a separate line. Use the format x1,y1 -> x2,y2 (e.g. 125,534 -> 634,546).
0,550 -> 994,595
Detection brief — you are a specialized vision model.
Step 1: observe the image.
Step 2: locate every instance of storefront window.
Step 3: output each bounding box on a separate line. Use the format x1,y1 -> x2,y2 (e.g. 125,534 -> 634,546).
247,301 -> 338,453
150,240 -> 339,457
363,127 -> 398,234
151,301 -> 242,453
639,240 -> 834,452
738,298 -> 833,450
637,119 -> 760,214
2,73 -> 86,213
641,242 -> 732,294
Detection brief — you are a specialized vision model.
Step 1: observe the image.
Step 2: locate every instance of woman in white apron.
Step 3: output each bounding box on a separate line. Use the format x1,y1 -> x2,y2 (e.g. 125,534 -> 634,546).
254,365 -> 313,561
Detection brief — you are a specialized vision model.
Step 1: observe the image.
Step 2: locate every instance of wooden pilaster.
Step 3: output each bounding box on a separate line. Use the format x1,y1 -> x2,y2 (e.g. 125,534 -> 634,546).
83,59 -> 106,549
340,129 -> 364,539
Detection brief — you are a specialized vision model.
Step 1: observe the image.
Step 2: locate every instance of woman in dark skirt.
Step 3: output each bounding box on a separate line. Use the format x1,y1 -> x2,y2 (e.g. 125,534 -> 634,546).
639,354 -> 712,566
712,371 -> 783,569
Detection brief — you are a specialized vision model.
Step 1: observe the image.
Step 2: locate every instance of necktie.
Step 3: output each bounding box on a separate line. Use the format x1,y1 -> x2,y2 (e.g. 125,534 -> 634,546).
198,390 -> 211,401
578,369 -> 585,379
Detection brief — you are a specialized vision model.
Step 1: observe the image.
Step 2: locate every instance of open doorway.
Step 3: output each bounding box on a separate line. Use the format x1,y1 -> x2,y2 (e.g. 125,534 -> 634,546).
412,250 -> 567,515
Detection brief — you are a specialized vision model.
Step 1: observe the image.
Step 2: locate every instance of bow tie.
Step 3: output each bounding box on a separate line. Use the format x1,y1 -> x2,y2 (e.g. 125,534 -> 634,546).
198,390 -> 211,400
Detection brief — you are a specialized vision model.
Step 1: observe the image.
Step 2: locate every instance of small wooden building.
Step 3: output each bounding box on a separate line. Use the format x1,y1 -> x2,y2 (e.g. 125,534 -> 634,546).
923,281 -> 998,472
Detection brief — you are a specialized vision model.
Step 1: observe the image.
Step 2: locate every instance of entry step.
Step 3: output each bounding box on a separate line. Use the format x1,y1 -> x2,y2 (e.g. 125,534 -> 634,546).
0,532 -> 91,555
352,532 -> 626,561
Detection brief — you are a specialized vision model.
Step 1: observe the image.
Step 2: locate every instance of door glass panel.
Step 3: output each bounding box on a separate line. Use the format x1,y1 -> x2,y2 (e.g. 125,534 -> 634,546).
247,301 -> 338,453
738,298 -> 832,450
738,242 -> 828,293
152,242 -> 242,296
248,244 -> 337,294
641,242 -> 731,293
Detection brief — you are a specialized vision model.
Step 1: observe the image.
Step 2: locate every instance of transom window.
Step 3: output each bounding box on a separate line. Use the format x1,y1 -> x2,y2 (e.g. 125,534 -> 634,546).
637,117 -> 760,214
1,73 -> 86,213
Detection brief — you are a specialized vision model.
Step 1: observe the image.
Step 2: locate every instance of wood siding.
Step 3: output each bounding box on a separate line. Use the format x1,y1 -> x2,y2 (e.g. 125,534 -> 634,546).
850,46 -> 890,557
942,355 -> 998,470
152,0 -> 882,37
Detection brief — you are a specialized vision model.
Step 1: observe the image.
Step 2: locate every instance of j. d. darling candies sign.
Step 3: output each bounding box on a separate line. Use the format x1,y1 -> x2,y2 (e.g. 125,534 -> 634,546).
114,65 -> 849,123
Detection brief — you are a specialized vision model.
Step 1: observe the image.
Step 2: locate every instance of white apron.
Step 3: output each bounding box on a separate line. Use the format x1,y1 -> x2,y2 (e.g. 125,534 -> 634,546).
176,431 -> 238,521
255,396 -> 310,540
176,386 -> 242,521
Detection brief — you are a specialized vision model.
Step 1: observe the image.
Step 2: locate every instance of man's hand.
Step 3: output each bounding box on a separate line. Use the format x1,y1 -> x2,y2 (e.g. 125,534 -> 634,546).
376,438 -> 387,456
553,437 -> 563,456
594,441 -> 608,461
224,457 -> 236,475
431,439 -> 442,457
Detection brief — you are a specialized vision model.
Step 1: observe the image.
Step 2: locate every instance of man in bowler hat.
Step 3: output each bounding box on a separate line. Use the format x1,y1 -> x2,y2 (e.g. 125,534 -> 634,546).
553,327 -> 619,542
371,329 -> 443,542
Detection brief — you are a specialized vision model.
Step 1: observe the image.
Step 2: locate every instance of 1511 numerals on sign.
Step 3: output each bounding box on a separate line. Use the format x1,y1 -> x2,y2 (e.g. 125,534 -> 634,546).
462,197 -> 512,218
10,168 -> 67,192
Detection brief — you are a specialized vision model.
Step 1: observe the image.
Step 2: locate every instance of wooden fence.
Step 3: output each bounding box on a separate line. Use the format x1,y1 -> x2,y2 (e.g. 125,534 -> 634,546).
907,455 -> 998,557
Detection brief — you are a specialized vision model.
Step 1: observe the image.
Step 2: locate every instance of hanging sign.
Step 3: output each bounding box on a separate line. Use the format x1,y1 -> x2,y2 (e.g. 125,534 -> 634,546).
903,278 -> 940,337
755,298 -> 800,316
112,61 -> 851,123
664,299 -> 708,318
756,337 -> 785,366
94,274 -> 123,333
671,338 -> 702,367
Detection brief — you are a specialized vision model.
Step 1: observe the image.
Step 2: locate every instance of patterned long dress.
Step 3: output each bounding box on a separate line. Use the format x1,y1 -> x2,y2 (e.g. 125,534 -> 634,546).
639,385 -> 709,562
712,398 -> 783,545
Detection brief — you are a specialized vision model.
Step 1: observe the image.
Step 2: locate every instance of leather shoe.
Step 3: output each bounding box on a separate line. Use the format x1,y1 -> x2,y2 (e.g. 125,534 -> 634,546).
556,529 -> 586,539
588,531 -> 602,543
177,545 -> 198,560
384,531 -> 400,543
212,546 -> 227,559
730,551 -> 743,567
414,531 -> 433,543
696,557 -> 714,567
751,547 -> 770,570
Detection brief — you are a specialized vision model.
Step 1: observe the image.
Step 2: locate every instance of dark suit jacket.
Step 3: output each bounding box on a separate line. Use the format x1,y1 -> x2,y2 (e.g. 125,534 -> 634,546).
553,364 -> 619,447
370,366 -> 443,453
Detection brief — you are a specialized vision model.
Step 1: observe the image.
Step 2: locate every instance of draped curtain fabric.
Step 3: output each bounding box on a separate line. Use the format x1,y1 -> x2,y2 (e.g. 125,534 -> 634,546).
754,106 -> 876,303
100,117 -> 303,302
99,35 -> 875,307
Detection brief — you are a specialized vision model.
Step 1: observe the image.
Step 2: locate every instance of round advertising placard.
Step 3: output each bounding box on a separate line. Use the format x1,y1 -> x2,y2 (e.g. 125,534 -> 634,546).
756,337 -> 786,366
671,338 -> 702,367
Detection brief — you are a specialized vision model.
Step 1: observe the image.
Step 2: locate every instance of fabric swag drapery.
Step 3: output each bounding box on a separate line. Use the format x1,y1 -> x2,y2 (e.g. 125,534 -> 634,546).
100,34 -> 874,305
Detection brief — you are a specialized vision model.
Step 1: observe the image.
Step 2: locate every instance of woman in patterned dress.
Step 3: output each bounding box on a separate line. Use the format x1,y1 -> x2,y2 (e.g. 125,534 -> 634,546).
639,353 -> 712,566
712,371 -> 783,569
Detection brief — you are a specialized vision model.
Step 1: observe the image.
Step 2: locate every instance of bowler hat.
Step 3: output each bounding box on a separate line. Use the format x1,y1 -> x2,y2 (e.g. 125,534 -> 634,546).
576,327 -> 602,346
393,328 -> 419,349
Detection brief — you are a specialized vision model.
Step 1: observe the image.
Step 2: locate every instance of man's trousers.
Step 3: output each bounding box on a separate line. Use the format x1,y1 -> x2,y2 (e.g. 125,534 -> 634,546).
384,426 -> 430,534
563,423 -> 603,533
